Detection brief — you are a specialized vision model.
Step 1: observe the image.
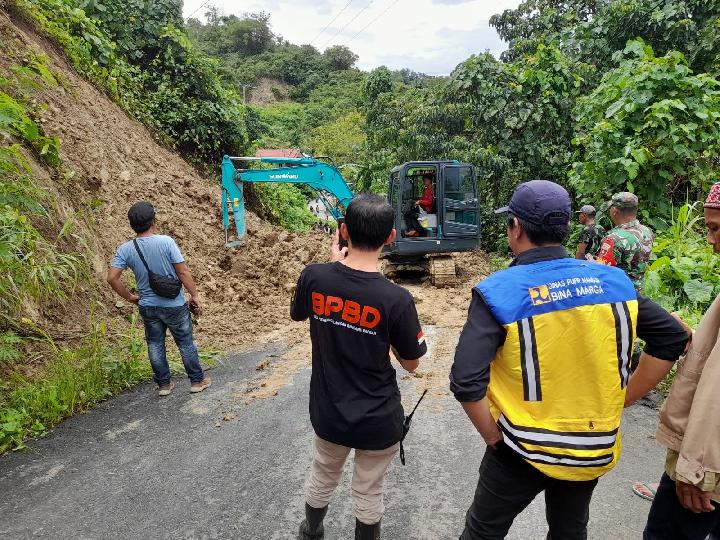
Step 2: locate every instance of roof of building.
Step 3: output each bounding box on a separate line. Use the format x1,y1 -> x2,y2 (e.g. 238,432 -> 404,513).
254,148 -> 302,158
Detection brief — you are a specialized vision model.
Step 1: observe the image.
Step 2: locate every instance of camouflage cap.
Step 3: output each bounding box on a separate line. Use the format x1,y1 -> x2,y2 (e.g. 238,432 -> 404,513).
575,204 -> 596,215
608,192 -> 638,210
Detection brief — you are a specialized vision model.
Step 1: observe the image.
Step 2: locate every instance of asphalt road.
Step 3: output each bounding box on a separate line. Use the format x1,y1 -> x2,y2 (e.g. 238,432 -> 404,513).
0,341 -> 668,540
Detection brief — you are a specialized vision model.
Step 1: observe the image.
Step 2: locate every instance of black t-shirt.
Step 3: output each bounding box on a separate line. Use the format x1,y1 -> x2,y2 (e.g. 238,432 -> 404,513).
291,262 -> 427,450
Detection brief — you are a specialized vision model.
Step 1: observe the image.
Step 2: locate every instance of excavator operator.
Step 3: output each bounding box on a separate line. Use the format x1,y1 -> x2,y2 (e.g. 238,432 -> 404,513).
404,173 -> 435,237
417,174 -> 435,212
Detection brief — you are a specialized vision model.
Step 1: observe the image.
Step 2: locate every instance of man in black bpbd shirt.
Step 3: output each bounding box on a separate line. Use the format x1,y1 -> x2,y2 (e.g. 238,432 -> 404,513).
291,194 -> 427,540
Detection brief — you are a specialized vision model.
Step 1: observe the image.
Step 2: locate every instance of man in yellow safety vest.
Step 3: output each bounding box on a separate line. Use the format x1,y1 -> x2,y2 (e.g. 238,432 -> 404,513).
450,180 -> 689,539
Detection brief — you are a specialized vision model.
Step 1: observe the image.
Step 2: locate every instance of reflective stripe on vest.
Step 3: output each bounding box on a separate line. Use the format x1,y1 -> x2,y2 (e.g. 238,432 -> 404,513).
477,258 -> 638,481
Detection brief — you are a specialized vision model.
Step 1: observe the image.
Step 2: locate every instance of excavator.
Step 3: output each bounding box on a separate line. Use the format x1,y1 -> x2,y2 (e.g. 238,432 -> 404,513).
221,155 -> 480,285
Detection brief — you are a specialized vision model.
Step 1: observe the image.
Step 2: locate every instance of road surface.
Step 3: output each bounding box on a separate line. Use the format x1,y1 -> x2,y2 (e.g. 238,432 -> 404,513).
0,337 -> 667,539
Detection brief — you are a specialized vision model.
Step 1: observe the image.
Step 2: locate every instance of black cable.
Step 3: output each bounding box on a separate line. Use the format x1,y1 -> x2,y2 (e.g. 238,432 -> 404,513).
321,1 -> 374,49
343,0 -> 400,46
310,1 -> 354,45
186,0 -> 212,20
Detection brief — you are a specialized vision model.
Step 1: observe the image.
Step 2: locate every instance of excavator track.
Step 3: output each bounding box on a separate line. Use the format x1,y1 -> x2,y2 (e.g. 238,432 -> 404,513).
428,255 -> 457,287
381,255 -> 457,287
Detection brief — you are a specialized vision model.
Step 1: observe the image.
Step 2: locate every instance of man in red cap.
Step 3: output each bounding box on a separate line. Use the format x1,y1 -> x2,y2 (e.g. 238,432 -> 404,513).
636,183 -> 720,539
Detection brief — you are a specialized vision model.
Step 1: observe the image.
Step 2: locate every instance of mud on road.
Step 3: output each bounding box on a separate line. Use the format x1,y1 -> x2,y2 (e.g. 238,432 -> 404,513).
228,249 -> 493,412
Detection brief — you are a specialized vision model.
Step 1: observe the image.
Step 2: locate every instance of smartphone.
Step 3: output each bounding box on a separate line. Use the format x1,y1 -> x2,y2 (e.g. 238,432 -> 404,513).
337,217 -> 348,250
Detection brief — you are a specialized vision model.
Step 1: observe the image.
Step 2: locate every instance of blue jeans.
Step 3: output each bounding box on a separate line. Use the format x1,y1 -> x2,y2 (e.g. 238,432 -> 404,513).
139,304 -> 204,385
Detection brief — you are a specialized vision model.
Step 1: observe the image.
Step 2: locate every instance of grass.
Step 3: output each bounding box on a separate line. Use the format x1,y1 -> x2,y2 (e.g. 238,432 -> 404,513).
0,313 -> 217,453
489,254 -> 511,272
0,314 -> 149,452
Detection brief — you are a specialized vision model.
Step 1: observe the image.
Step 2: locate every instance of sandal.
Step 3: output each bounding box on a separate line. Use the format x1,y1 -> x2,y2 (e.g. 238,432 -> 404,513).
632,482 -> 659,502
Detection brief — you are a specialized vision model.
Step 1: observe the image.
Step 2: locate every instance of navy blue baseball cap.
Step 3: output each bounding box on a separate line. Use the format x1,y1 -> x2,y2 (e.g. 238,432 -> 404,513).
128,201 -> 155,229
494,180 -> 572,226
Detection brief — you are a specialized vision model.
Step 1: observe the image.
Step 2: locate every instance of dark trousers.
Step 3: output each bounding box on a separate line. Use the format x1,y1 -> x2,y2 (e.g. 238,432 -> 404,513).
643,473 -> 719,540
403,205 -> 427,235
139,304 -> 204,385
460,443 -> 598,540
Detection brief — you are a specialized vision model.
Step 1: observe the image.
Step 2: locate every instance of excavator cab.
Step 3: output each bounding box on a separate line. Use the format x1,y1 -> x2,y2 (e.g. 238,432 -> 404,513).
397,166 -> 438,238
383,161 -> 480,284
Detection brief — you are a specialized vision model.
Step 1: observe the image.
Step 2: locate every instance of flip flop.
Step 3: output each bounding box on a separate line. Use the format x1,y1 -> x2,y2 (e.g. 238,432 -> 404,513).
632,482 -> 659,502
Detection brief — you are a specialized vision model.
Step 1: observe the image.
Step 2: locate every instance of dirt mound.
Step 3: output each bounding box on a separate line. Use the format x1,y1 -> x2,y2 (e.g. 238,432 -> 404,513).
247,77 -> 293,106
0,8 -> 330,350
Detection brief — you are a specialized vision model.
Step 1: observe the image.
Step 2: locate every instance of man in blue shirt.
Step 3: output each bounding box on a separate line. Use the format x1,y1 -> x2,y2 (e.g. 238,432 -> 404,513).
107,201 -> 211,396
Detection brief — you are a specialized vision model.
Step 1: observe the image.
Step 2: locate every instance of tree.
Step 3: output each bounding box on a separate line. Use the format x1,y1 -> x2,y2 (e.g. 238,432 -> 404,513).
570,40 -> 720,224
490,0 -> 600,62
222,13 -> 274,56
276,44 -> 324,86
307,111 -> 365,166
490,0 -> 720,76
80,0 -> 184,65
323,45 -> 358,71
447,46 -> 587,187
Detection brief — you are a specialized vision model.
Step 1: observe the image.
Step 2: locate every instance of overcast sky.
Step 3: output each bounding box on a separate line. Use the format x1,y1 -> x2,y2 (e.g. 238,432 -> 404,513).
183,0 -> 521,75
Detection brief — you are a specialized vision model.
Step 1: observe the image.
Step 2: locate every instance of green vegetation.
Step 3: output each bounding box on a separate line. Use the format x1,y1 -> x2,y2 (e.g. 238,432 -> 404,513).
0,52 -> 85,335
0,316 -> 151,452
15,0 -> 254,162
644,203 -> 718,325
251,183 -> 318,232
0,50 -> 141,452
571,40 -> 720,225
186,10 -> 359,99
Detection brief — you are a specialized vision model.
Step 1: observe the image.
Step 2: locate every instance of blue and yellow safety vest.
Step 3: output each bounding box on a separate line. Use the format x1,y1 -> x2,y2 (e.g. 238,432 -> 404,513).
477,258 -> 638,481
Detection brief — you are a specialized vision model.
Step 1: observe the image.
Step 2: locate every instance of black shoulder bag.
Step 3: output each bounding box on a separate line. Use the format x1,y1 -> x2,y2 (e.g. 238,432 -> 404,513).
133,239 -> 182,299
400,389 -> 428,466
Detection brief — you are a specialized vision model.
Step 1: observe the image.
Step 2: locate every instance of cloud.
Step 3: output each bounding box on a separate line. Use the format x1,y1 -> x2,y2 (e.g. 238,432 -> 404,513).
431,0 -> 476,4
185,0 -> 517,74
367,23 -> 506,75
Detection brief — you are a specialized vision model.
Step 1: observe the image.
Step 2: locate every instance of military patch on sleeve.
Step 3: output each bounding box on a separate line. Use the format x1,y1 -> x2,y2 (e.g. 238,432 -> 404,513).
596,237 -> 617,266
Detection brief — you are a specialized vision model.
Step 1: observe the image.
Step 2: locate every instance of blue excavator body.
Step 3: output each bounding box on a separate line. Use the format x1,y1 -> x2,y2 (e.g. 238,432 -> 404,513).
220,155 -> 481,284
221,155 -> 353,247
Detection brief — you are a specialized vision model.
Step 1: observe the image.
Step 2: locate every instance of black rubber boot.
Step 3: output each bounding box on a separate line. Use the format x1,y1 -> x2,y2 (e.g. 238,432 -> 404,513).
354,518 -> 381,540
298,503 -> 328,540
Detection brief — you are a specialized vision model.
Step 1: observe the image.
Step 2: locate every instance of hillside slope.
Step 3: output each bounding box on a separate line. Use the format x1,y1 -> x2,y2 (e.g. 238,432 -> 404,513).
1,6 -> 328,350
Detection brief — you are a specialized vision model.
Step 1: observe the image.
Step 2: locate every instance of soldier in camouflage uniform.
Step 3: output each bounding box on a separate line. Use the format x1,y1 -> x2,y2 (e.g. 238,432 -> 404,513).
575,204 -> 605,259
595,192 -> 654,291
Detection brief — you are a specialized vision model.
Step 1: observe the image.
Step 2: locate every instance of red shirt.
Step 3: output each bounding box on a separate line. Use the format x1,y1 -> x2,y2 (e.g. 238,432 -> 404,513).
418,185 -> 434,212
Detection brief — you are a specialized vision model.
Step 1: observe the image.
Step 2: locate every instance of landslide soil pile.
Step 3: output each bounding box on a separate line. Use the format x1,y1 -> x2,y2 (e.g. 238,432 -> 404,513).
1,9 -> 330,350
2,7 -> 493,375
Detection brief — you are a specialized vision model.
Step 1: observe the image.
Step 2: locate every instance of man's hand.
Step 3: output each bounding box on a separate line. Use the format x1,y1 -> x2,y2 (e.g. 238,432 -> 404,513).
484,427 -> 504,449
189,295 -> 202,316
676,480 -> 716,513
331,229 -> 348,261
671,312 -> 693,354
107,267 -> 140,306
461,398 -> 504,449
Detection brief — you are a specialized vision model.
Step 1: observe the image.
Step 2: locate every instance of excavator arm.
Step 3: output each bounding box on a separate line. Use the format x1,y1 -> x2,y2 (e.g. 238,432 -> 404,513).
221,155 -> 354,247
